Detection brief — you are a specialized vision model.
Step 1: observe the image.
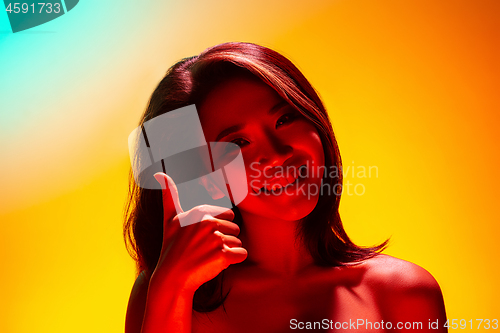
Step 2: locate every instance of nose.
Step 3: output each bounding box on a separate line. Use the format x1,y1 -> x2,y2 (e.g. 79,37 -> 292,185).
257,130 -> 293,168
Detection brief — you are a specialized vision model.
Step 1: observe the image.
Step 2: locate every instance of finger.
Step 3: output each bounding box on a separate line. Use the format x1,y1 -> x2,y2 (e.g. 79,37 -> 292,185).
200,205 -> 234,221
154,172 -> 184,222
207,218 -> 240,236
223,246 -> 248,265
182,205 -> 235,226
213,208 -> 235,222
220,234 -> 242,248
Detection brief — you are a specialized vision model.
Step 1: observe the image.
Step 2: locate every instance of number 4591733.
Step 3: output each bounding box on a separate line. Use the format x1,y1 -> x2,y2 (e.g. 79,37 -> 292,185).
5,3 -> 61,14
444,319 -> 498,330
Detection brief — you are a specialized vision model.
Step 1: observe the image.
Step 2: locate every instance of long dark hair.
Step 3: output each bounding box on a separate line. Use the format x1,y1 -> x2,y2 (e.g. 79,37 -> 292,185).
124,42 -> 388,312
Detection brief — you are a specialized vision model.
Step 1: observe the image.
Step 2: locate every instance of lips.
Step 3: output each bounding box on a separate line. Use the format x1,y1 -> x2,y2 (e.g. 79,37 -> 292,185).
254,165 -> 307,194
263,173 -> 298,192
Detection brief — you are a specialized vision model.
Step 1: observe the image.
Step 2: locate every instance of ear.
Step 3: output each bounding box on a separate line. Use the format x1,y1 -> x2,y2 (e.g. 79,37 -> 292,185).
199,175 -> 226,200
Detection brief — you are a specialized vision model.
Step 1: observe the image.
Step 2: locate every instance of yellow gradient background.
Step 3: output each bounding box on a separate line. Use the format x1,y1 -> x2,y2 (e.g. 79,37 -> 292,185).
0,0 -> 498,332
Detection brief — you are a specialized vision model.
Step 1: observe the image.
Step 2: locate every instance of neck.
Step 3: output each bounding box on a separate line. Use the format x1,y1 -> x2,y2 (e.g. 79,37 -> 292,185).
237,210 -> 315,277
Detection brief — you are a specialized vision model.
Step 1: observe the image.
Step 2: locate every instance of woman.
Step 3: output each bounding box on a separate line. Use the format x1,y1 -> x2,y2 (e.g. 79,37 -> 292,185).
124,42 -> 447,332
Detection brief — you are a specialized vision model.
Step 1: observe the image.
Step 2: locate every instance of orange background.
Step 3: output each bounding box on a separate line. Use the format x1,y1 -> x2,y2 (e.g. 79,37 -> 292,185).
0,0 -> 498,332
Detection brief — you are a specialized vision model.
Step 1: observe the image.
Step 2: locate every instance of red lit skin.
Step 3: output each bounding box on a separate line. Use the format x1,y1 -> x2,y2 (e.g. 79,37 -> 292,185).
200,76 -> 325,225
125,77 -> 447,332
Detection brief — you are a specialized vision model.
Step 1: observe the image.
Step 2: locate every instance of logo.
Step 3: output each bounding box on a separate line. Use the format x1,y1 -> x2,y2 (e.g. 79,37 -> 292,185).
128,105 -> 248,227
3,0 -> 79,33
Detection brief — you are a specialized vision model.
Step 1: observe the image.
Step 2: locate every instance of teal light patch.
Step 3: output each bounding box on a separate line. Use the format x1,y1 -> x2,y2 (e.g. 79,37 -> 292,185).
64,0 -> 78,12
3,0 -> 79,33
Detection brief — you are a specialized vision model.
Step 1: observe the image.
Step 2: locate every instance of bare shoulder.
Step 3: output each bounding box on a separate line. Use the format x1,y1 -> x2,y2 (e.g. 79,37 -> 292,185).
360,254 -> 447,330
125,271 -> 150,333
361,254 -> 441,292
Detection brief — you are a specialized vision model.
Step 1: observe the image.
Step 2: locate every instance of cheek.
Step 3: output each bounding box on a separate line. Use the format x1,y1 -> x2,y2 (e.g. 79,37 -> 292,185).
301,127 -> 325,165
316,138 -> 326,167
217,150 -> 250,205
310,132 -> 324,154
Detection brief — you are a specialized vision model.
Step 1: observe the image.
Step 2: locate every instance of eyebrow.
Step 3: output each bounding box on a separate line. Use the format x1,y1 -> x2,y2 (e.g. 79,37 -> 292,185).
215,100 -> 290,142
216,124 -> 244,142
268,100 -> 290,115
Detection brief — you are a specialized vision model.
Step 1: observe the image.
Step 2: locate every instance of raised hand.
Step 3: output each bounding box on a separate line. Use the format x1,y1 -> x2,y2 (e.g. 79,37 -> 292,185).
149,172 -> 248,295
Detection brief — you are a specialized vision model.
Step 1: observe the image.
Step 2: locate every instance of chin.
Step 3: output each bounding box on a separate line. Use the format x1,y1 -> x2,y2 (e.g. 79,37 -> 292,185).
237,192 -> 320,222
280,198 -> 319,221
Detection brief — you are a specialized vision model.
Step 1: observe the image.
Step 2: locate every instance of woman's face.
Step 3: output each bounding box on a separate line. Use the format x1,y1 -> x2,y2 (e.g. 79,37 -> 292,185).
198,75 -> 325,221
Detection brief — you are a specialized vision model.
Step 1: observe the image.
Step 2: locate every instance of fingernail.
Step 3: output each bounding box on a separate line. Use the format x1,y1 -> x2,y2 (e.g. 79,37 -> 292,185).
153,173 -> 165,189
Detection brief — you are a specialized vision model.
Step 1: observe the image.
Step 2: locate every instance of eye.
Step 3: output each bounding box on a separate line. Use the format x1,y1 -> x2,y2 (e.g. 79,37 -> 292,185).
223,138 -> 249,154
276,112 -> 297,128
231,138 -> 249,147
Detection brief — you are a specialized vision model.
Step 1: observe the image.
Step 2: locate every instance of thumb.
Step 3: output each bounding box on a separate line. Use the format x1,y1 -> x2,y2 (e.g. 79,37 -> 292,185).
224,246 -> 248,265
154,172 -> 184,221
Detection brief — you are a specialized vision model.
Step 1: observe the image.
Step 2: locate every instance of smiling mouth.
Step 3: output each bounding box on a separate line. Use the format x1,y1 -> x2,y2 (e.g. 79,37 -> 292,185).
258,165 -> 308,194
